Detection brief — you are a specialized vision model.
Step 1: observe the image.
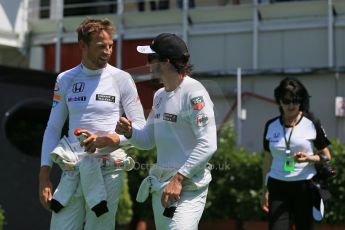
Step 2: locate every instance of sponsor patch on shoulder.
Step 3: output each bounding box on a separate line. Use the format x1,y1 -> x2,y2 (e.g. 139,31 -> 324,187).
191,96 -> 205,110
53,84 -> 60,108
195,114 -> 209,127
53,93 -> 61,101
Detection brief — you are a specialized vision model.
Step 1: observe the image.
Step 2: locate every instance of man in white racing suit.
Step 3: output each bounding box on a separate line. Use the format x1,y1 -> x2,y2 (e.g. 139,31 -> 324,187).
116,33 -> 217,230
38,18 -> 145,230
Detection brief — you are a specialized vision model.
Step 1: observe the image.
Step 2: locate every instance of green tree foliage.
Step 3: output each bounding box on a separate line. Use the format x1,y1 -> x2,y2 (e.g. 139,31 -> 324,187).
323,139 -> 345,225
0,206 -> 5,230
203,124 -> 265,221
126,147 -> 156,221
116,172 -> 133,225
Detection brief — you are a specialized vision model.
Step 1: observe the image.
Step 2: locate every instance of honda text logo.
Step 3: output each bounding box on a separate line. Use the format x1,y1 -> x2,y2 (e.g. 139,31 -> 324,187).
72,82 -> 85,93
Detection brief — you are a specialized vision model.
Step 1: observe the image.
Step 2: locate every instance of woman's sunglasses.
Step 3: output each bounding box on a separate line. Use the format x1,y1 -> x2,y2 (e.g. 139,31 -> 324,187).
281,98 -> 301,105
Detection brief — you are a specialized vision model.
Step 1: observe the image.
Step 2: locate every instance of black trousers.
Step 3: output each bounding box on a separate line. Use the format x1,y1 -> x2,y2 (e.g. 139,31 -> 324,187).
267,177 -> 314,230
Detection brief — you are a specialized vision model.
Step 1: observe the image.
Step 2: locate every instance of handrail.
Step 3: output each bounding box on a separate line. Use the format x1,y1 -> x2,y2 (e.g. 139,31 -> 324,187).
218,91 -> 276,132
29,0 -> 259,19
63,1 -> 116,9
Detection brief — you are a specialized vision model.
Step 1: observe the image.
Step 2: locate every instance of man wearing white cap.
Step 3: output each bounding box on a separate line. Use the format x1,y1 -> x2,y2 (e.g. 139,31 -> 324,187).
116,33 -> 217,229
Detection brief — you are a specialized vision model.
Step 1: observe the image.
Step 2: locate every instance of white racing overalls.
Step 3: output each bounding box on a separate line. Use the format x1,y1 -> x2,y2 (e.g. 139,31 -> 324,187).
136,164 -> 212,230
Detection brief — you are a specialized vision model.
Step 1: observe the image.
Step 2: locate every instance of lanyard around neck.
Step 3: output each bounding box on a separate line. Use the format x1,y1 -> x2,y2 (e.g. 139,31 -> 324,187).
283,124 -> 294,151
282,115 -> 299,151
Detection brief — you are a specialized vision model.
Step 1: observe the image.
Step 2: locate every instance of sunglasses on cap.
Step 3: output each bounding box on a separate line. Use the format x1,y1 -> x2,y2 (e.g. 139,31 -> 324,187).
281,98 -> 301,105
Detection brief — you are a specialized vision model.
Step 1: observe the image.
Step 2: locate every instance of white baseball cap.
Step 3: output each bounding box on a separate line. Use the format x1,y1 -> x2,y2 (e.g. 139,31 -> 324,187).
136,45 -> 155,54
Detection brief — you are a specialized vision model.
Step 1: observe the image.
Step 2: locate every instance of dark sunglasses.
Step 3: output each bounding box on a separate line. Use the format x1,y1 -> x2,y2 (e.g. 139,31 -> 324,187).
147,54 -> 160,63
281,98 -> 301,105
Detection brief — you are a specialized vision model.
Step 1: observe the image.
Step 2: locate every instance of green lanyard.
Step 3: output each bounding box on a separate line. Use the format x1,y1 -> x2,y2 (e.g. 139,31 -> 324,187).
283,118 -> 297,172
283,123 -> 295,156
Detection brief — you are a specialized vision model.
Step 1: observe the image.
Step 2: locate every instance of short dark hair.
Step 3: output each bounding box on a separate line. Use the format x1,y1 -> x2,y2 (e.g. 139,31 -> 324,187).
76,18 -> 115,45
274,77 -> 310,114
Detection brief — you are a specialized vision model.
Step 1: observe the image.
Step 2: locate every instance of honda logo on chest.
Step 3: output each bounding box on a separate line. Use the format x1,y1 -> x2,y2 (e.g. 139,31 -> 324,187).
72,82 -> 85,93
